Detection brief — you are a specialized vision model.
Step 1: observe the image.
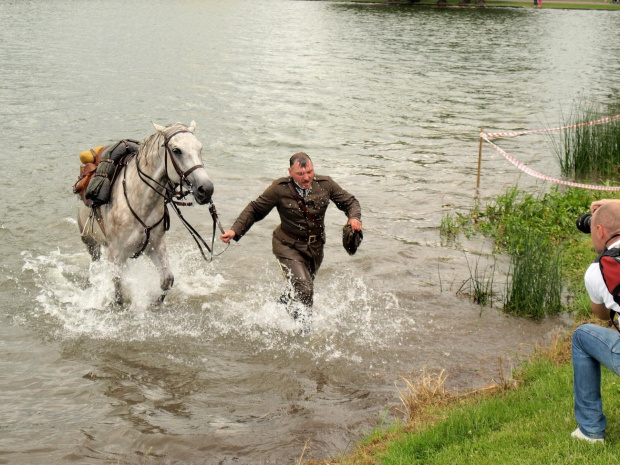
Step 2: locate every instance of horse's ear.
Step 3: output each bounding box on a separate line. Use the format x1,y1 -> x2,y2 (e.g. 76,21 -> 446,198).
152,122 -> 166,133
188,120 -> 196,133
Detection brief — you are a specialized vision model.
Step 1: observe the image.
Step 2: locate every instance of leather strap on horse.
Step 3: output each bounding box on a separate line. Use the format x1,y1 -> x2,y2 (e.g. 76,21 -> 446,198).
164,130 -> 204,199
287,181 -> 322,227
93,206 -> 107,238
168,200 -> 228,263
122,162 -> 169,259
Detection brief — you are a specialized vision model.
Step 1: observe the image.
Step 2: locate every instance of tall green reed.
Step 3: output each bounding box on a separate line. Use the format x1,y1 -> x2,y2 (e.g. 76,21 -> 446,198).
503,226 -> 563,319
550,101 -> 620,179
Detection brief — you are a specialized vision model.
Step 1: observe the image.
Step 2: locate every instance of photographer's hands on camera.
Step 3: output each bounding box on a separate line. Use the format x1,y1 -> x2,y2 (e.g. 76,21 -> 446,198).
591,198 -> 620,213
575,199 -> 620,235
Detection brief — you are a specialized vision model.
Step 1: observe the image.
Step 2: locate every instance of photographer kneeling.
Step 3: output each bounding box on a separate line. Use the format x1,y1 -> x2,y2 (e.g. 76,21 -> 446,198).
572,201 -> 620,443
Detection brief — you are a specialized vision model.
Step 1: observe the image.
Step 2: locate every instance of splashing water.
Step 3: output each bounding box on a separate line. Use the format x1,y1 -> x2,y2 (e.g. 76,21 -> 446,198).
20,245 -> 404,364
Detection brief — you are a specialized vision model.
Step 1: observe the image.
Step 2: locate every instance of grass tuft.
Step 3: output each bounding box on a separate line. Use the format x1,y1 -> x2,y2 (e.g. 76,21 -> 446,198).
439,212 -> 459,238
457,254 -> 495,307
397,368 -> 452,426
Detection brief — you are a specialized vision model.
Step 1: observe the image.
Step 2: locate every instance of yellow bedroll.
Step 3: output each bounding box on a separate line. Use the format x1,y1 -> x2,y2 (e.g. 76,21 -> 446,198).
79,146 -> 104,164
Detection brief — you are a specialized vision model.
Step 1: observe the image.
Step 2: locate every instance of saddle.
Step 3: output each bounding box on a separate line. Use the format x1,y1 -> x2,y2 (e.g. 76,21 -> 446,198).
73,146 -> 106,207
73,140 -> 140,207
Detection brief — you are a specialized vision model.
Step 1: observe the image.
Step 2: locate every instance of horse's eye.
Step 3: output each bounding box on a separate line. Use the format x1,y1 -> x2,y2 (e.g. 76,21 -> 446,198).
172,148 -> 182,155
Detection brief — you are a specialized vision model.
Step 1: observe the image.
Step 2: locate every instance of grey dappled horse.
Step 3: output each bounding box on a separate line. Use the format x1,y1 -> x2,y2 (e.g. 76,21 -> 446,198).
77,121 -> 214,304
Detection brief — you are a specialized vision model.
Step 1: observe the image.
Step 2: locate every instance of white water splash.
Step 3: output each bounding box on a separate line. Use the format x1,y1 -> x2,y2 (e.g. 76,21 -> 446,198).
20,245 -> 405,363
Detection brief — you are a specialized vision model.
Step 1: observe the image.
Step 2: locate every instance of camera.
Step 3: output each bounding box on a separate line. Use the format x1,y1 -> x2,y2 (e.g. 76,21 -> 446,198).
576,213 -> 592,234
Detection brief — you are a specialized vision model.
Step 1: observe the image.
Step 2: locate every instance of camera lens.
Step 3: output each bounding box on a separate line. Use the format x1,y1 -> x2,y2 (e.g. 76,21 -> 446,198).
576,213 -> 592,234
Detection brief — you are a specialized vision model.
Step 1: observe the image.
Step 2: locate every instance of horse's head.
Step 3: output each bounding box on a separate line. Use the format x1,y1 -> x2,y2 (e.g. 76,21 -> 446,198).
153,121 -> 214,205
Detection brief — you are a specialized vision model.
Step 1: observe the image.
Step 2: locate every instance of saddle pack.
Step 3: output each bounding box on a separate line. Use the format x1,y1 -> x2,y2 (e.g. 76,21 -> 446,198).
73,139 -> 140,207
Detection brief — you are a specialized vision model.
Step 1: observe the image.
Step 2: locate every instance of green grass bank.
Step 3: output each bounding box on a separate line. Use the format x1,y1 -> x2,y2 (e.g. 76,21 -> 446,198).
304,186 -> 620,464
309,342 -> 620,464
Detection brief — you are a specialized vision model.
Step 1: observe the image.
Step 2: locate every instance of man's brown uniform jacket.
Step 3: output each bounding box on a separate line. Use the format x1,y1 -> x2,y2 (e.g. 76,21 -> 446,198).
230,175 -> 361,269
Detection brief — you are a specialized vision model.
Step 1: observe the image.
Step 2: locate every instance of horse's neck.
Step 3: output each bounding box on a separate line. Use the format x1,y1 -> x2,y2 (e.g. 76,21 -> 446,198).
136,142 -> 167,184
121,144 -> 168,215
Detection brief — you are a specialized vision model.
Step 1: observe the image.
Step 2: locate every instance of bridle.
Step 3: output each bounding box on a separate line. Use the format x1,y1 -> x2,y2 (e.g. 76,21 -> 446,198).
122,129 -> 226,261
163,130 -> 205,201
130,129 -> 201,203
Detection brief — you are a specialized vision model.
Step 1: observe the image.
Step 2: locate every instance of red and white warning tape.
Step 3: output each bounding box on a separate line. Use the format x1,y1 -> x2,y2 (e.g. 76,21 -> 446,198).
481,115 -> 620,192
484,115 -> 620,138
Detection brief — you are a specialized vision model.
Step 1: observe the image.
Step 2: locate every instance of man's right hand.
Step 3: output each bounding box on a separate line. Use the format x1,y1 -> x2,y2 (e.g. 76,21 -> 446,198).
220,230 -> 236,243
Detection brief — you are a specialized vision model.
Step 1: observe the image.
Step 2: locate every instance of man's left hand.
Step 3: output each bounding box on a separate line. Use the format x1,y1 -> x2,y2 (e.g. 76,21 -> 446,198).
348,218 -> 362,231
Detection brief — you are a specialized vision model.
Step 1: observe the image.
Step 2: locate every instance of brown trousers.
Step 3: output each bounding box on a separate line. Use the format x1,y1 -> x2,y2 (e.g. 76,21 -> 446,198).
272,228 -> 324,308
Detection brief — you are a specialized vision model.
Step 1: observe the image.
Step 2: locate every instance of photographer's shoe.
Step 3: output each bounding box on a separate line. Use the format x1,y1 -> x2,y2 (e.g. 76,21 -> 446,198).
571,428 -> 604,443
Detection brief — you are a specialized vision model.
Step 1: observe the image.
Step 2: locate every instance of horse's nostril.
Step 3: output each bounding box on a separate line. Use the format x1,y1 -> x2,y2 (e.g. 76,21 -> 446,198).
204,182 -> 214,195
196,182 -> 214,202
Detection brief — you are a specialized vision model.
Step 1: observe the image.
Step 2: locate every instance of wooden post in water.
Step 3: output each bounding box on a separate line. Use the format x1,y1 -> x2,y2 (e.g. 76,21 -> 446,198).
476,128 -> 483,188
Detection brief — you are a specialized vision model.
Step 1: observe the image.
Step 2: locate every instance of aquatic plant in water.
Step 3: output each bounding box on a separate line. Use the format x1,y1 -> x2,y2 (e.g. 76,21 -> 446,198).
457,253 -> 495,308
549,100 -> 620,180
503,227 -> 563,319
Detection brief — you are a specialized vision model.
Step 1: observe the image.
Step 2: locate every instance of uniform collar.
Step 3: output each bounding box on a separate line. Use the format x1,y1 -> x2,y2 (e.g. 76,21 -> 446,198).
293,179 -> 312,198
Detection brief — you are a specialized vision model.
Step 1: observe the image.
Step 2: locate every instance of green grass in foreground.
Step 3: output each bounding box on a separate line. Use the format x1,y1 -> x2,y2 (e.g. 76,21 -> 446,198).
304,187 -> 620,465
307,341 -> 620,464
379,357 -> 620,464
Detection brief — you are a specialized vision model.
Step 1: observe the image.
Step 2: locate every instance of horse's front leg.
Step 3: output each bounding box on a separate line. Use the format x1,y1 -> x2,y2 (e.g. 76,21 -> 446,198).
146,240 -> 174,303
107,245 -> 127,306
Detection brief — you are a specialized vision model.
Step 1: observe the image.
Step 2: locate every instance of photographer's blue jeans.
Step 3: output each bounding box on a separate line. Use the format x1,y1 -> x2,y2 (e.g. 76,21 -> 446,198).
572,323 -> 620,439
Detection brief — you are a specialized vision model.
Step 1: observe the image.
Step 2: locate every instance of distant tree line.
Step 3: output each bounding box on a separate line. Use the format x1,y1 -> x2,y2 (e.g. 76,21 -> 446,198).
406,0 -> 486,5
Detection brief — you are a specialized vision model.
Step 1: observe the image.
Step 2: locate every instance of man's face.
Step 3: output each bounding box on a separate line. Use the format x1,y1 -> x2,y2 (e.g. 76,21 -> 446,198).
289,161 -> 314,189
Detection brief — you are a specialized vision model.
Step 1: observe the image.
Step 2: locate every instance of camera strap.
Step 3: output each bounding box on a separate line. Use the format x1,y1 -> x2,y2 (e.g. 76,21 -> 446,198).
604,233 -> 620,249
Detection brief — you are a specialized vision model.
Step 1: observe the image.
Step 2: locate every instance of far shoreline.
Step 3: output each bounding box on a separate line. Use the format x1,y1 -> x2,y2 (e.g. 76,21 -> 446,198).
319,0 -> 620,10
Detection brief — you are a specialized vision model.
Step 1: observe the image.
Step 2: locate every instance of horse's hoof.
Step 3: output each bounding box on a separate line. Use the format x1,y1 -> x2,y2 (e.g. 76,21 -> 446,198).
113,293 -> 124,307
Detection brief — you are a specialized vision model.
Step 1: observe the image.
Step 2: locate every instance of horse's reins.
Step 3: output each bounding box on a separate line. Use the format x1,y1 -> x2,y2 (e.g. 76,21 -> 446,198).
122,129 -> 227,261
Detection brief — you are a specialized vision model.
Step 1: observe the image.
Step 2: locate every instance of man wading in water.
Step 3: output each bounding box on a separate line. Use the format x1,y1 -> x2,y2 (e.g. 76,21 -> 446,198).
220,152 -> 362,324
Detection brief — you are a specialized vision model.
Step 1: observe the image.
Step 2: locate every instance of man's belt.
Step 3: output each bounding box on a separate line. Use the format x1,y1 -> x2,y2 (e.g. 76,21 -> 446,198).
280,227 -> 322,244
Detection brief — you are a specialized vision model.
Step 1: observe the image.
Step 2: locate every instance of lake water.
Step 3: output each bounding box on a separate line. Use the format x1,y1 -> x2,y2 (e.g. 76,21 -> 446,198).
1,0 -> 619,463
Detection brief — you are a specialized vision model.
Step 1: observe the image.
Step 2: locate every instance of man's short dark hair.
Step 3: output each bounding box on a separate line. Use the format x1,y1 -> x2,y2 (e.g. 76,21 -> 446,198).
290,152 -> 312,168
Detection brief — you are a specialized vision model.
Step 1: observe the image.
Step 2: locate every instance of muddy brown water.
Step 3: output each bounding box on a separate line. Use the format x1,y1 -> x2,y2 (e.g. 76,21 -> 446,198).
1,1 -> 619,463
